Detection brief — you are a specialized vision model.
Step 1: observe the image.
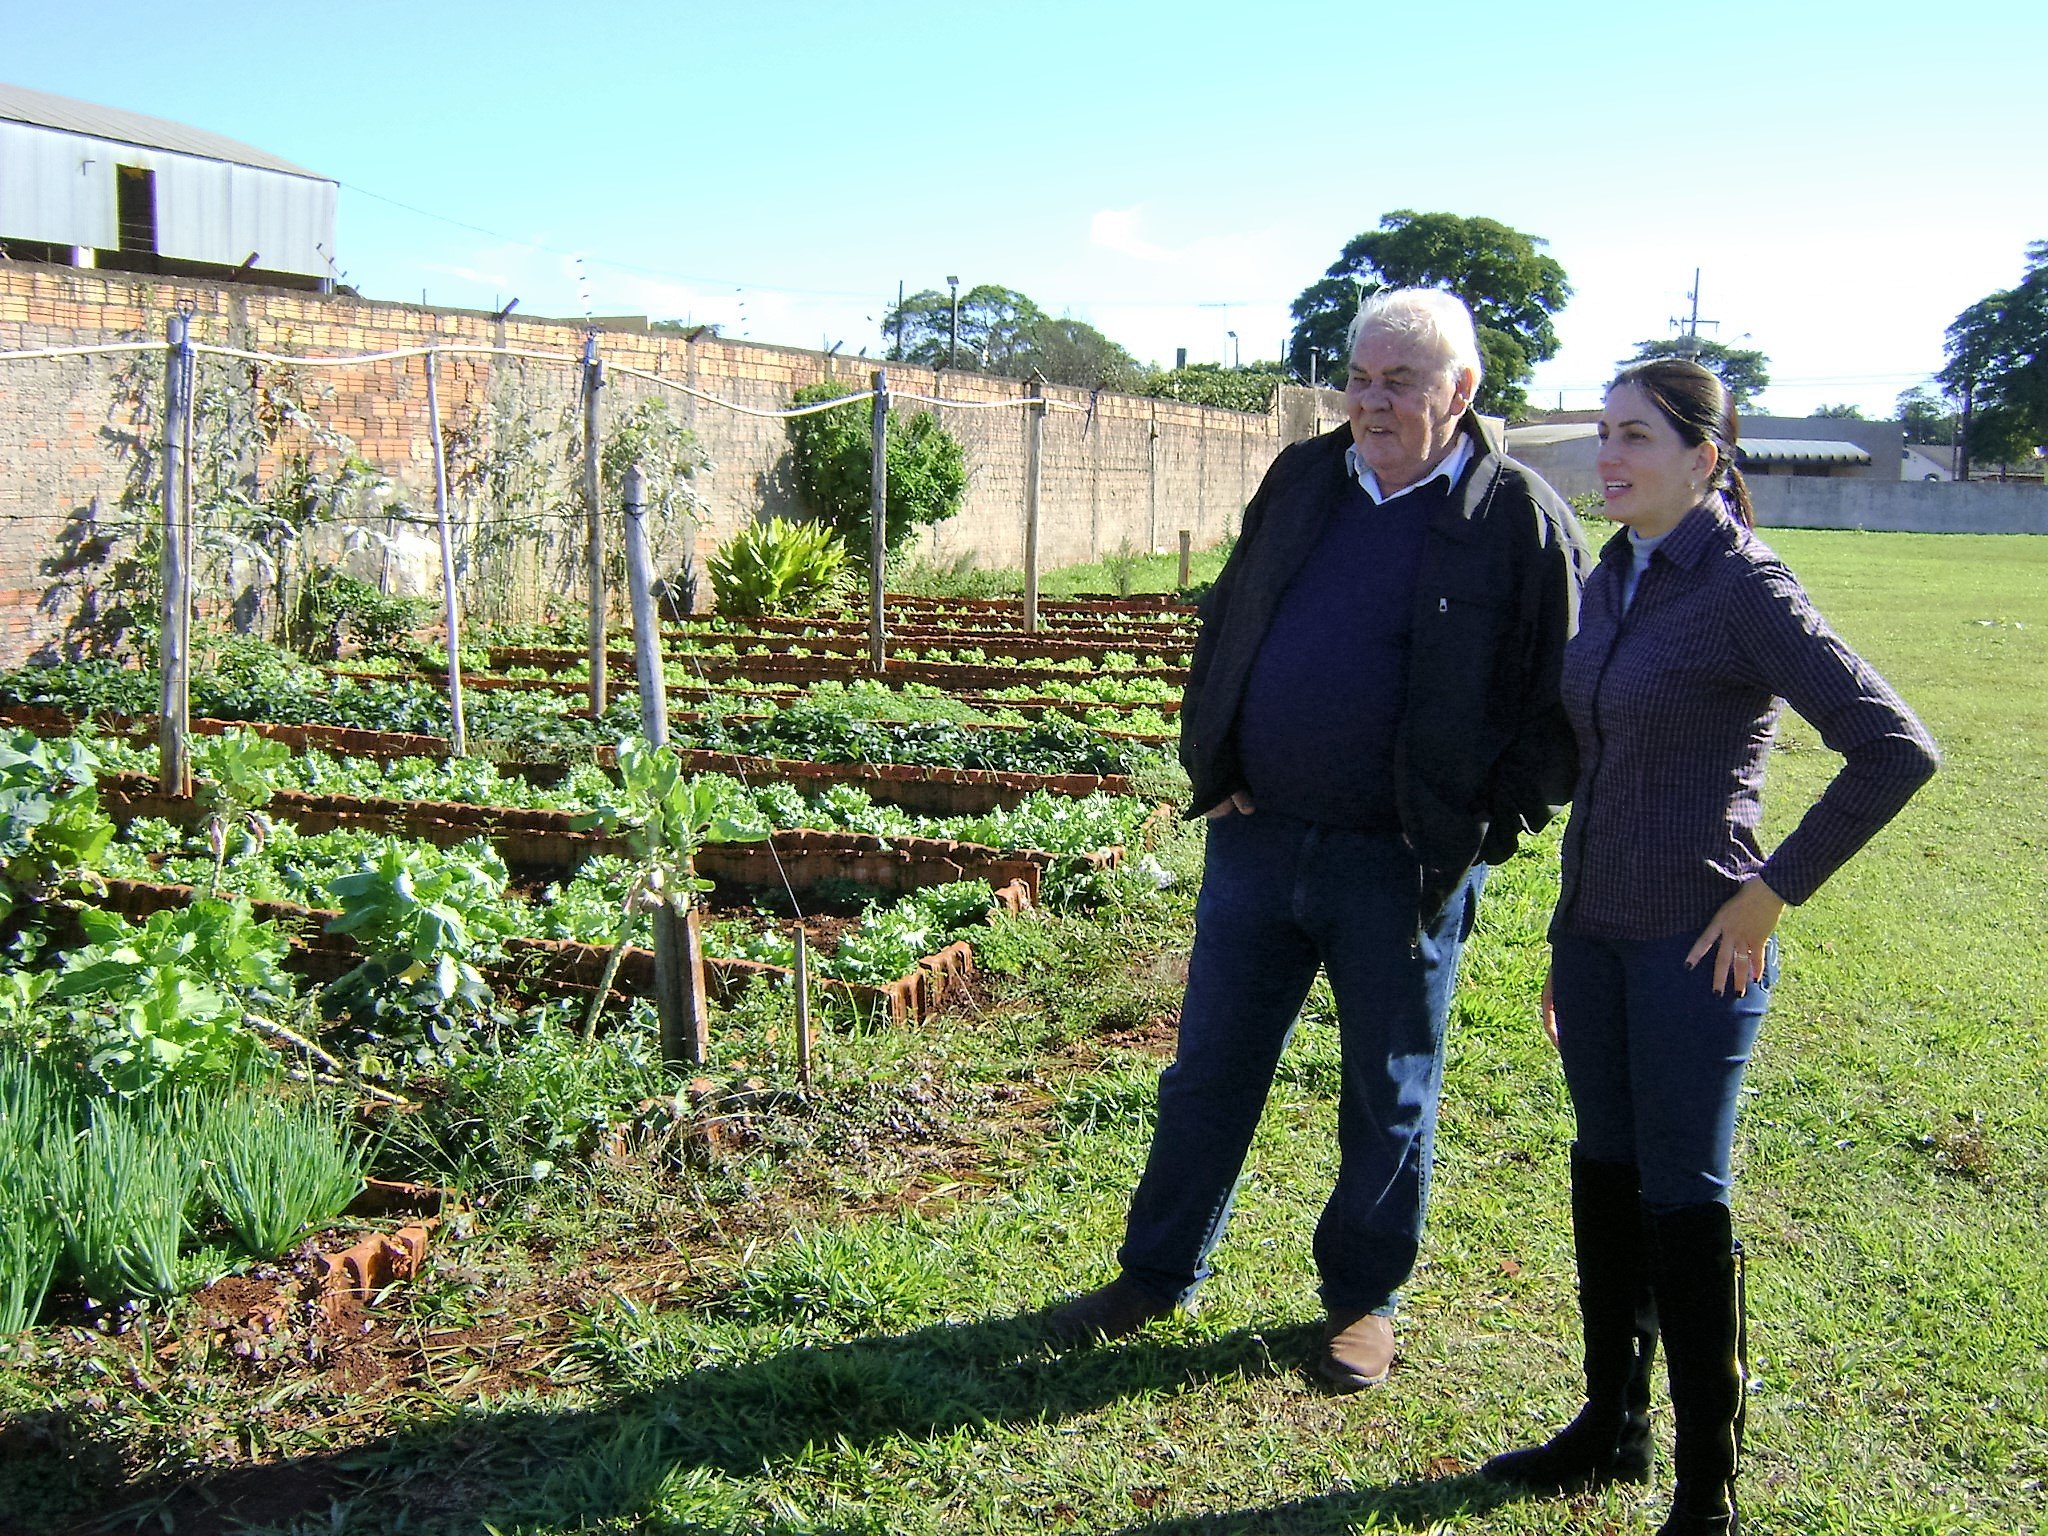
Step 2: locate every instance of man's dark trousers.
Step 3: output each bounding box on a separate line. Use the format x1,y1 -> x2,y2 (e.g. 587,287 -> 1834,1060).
1116,808 -> 1485,1316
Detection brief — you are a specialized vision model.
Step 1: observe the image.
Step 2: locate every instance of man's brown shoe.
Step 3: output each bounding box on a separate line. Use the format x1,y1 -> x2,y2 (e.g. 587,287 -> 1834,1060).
1042,1277 -> 1177,1346
1318,1309 -> 1395,1391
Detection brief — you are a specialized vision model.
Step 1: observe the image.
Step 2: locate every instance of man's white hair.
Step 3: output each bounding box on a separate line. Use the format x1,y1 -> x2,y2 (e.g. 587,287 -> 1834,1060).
1346,287 -> 1484,390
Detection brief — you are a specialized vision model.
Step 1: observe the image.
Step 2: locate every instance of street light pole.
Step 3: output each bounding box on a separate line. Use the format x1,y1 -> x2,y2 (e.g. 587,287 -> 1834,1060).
947,275 -> 960,368
1227,330 -> 1239,369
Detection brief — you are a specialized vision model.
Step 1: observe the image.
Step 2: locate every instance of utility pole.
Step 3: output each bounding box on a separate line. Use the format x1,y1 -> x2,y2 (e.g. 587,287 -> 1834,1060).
947,275 -> 960,369
1670,268 -> 1719,359
894,279 -> 906,360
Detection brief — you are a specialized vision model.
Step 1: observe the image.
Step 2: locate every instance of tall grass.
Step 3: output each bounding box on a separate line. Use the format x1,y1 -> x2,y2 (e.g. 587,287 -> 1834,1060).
0,1055 -> 73,1332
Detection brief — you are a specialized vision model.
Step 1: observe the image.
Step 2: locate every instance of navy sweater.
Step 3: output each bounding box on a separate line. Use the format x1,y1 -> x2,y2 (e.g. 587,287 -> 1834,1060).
1235,475 -> 1446,828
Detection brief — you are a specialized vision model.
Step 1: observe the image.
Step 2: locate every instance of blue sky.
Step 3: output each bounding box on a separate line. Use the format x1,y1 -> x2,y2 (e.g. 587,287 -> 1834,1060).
8,0 -> 2042,415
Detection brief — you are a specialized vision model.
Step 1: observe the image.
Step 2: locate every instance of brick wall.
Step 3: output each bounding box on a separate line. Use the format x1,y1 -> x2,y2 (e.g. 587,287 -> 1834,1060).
0,265 -> 1334,666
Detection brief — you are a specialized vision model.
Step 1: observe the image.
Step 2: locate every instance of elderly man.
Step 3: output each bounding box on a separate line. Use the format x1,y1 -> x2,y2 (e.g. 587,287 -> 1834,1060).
1048,288 -> 1590,1388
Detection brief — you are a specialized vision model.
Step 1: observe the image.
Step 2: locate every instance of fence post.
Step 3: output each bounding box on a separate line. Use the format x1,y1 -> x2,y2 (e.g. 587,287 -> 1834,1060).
1024,378 -> 1044,634
158,313 -> 193,797
624,463 -> 709,1069
423,348 -> 467,757
582,332 -> 608,718
1178,529 -> 1192,590
868,368 -> 888,674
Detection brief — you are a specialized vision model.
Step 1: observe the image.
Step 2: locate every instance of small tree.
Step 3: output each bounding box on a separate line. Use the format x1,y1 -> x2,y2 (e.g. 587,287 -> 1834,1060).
1896,385 -> 1958,445
785,384 -> 966,560
1809,403 -> 1866,420
1623,338 -> 1771,410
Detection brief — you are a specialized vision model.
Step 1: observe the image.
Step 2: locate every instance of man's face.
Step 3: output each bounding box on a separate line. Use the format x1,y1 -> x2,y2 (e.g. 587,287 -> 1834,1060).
1345,326 -> 1473,492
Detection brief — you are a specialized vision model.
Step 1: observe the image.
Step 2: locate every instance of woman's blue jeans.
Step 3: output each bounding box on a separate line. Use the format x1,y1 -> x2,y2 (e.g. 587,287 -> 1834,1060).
1551,929 -> 1777,1211
1116,810 -> 1485,1316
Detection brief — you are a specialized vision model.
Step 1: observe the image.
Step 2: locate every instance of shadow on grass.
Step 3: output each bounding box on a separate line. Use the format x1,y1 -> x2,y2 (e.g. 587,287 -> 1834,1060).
67,1306 -> 1532,1535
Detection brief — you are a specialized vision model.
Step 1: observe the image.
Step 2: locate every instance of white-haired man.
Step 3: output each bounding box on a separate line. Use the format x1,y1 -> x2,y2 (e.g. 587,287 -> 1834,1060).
1048,288 -> 1590,1389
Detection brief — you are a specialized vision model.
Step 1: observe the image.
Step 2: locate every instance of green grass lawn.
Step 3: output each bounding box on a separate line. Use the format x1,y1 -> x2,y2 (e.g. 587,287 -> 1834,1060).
2,530 -> 2041,1535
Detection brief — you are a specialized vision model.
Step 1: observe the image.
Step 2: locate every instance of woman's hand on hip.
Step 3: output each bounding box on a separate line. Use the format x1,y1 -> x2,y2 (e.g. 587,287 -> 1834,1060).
1203,790 -> 1256,819
1686,877 -> 1787,996
1540,959 -> 1559,1049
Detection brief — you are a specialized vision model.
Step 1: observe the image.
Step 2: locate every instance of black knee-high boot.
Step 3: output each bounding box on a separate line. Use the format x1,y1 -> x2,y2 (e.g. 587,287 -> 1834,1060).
1649,1201 -> 1746,1535
1482,1148 -> 1659,1491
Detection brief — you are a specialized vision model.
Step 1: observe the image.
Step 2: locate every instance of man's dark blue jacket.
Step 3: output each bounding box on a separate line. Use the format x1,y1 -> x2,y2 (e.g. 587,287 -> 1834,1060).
1178,412 -> 1592,926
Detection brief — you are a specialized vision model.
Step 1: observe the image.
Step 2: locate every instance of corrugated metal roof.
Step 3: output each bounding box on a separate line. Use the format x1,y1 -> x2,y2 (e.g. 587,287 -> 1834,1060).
0,81 -> 329,182
1737,438 -> 1872,465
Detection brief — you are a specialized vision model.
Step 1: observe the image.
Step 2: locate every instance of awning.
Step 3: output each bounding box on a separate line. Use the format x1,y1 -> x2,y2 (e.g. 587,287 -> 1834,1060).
1737,439 -> 1872,466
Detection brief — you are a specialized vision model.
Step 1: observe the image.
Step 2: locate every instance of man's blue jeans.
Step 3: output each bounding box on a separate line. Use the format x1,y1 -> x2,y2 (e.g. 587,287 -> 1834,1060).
1116,809 -> 1485,1316
1551,929 -> 1776,1211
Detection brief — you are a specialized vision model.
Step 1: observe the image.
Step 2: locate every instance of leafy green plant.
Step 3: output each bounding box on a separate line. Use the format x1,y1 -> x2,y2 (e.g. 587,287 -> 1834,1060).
190,728 -> 290,895
708,517 -> 849,618
203,1087 -> 366,1260
322,840 -> 519,1048
569,739 -> 768,1034
47,899 -> 294,1097
287,567 -> 432,661
0,731 -> 114,939
785,383 -> 966,559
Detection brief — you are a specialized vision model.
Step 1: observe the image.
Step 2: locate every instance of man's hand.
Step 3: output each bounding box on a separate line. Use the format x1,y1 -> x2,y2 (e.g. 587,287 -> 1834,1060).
1685,877 -> 1786,996
1203,790 -> 1256,819
1540,960 -> 1558,1048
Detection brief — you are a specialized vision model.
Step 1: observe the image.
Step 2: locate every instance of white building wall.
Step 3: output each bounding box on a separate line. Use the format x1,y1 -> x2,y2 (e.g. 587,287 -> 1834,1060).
0,121 -> 335,278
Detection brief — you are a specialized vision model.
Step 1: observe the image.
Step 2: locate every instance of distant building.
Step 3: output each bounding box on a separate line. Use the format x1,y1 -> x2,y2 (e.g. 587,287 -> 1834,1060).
0,81 -> 336,291
1509,414 -> 1907,500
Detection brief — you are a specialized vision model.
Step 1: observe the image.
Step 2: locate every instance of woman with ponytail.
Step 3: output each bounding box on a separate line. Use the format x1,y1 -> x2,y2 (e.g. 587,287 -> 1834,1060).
1481,360 -> 1939,1533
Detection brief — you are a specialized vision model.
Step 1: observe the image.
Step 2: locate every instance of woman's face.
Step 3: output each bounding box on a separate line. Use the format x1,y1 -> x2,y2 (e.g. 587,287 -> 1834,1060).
1595,381 -> 1718,536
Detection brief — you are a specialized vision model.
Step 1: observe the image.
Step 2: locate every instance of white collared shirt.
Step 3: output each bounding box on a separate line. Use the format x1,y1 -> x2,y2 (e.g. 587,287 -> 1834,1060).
1344,434 -> 1475,507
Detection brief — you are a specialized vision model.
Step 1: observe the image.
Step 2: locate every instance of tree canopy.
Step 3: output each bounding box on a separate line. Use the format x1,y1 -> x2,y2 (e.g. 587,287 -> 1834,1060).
1938,242 -> 2048,472
1286,210 -> 1571,418
881,284 -> 1141,389
1809,403 -> 1865,420
1896,385 -> 1958,446
1622,338 -> 1771,411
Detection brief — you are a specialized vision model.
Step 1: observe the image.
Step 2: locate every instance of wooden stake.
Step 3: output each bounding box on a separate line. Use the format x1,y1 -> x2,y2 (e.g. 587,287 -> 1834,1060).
1178,529 -> 1192,590
1024,378 -> 1044,634
868,369 -> 888,674
423,348 -> 467,756
158,313 -> 192,798
582,332 -> 608,718
795,924 -> 812,1088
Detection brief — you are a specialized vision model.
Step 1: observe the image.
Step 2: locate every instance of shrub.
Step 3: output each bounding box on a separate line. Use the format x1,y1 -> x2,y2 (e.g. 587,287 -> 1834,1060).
708,517 -> 848,618
785,383 -> 965,560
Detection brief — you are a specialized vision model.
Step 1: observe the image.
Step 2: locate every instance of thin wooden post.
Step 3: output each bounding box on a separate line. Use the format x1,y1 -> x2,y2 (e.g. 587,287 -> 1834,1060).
423,348 -> 467,757
794,925 -> 813,1089
867,368 -> 888,674
624,463 -> 709,1068
158,313 -> 193,797
582,332 -> 608,718
1023,378 -> 1044,634
621,466 -> 669,748
1178,529 -> 1192,590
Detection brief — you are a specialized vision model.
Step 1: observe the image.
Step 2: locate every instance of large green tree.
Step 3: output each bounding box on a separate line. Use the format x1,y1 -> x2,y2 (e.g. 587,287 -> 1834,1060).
1938,242 -> 2048,475
1285,210 -> 1571,418
881,284 -> 1140,388
1622,338 -> 1771,410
